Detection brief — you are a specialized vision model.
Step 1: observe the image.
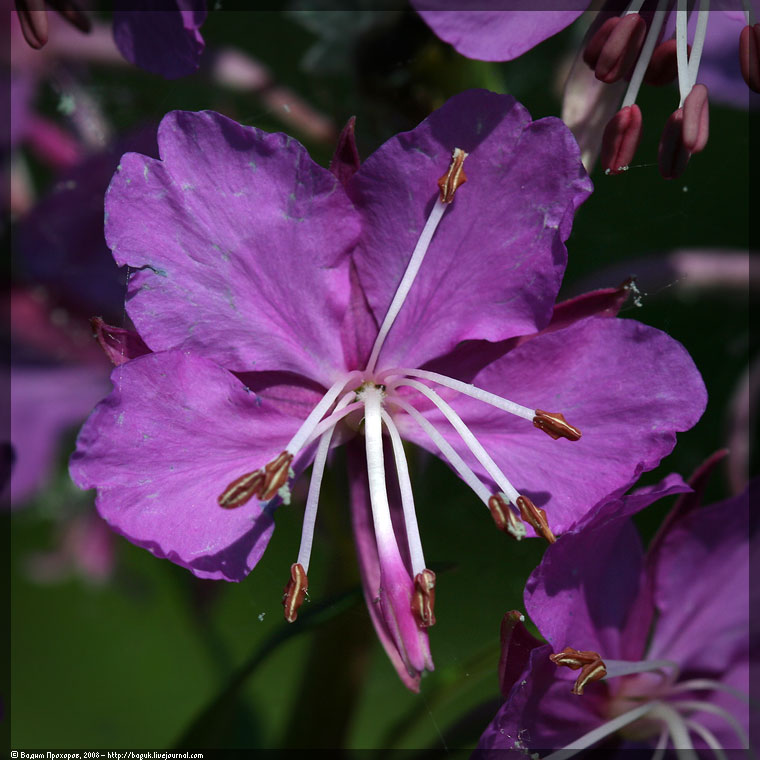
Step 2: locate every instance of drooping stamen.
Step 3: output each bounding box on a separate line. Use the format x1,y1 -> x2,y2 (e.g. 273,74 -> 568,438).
365,149 -> 467,374
396,379 -> 522,504
649,703 -> 699,759
601,104 -> 644,175
682,719 -> 727,759
437,147 -> 468,203
687,1 -> 711,88
550,646 -> 608,695
282,562 -> 309,622
381,409 -> 426,575
542,702 -> 659,760
603,657 -> 680,682
668,700 -> 750,749
669,678 -> 751,703
516,494 -> 556,543
532,410 -> 582,441
676,0 -> 691,106
218,451 -> 293,508
392,397 -> 493,505
296,394 -> 355,573
383,367 -> 535,422
488,493 -> 526,541
411,569 -> 437,628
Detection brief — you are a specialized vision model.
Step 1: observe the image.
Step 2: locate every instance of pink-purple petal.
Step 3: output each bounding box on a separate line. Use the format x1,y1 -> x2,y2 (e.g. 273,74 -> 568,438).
402,317 -> 706,534
105,110 -> 361,385
69,350 -> 314,581
414,5 -> 585,62
349,89 -> 592,371
647,487 -> 751,673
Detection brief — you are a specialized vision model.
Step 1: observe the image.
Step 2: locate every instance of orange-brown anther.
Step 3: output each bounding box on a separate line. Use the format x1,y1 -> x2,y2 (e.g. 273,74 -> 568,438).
437,147 -> 468,203
218,469 -> 266,509
411,569 -> 437,628
488,494 -> 526,540
260,451 -> 294,501
533,410 -> 582,441
218,451 -> 293,508
282,562 -> 309,623
549,646 -> 607,695
516,495 -> 556,544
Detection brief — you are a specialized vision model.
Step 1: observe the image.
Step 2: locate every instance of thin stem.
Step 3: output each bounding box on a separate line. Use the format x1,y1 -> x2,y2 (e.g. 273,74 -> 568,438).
622,0 -> 670,108
542,702 -> 659,760
386,367 -> 535,421
651,725 -> 671,760
365,199 -> 448,373
604,658 -> 680,681
303,398 -> 363,448
392,397 -> 492,505
381,409 -> 425,575
669,679 -> 750,703
397,379 -> 521,504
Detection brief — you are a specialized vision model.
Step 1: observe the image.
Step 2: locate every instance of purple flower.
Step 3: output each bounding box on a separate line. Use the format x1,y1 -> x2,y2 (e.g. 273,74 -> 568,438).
112,2 -> 207,80
70,89 -> 705,689
476,470 -> 753,756
414,2 -> 760,178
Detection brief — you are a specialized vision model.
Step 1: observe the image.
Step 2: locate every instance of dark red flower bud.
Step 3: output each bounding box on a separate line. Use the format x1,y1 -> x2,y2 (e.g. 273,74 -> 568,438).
601,104 -> 643,175
594,13 -> 647,83
15,0 -> 49,49
658,109 -> 691,180
740,23 -> 760,93
644,39 -> 680,86
583,17 -> 619,69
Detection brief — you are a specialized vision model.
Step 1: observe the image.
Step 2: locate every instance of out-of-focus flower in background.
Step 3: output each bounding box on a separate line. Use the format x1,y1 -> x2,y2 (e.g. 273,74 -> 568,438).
413,1 -> 759,177
476,460 -> 753,756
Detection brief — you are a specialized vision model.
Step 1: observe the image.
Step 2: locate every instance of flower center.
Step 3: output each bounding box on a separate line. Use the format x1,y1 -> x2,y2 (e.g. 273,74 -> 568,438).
216,149 -> 582,638
547,650 -> 751,758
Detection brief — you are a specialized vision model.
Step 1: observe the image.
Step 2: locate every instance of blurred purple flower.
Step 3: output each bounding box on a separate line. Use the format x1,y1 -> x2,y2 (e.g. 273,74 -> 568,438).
414,1 -> 760,177
10,1 -> 207,79
70,90 -> 705,689
476,468 -> 753,756
112,2 -> 207,79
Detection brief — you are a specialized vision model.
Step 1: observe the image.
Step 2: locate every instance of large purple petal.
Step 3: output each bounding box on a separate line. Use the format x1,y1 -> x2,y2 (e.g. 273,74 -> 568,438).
349,89 -> 592,371
400,317 -> 706,534
647,487 -> 751,673
525,519 -> 645,661
413,5 -> 585,62
112,2 -> 207,80
69,350 -> 317,581
105,110 -> 361,385
8,365 -> 109,506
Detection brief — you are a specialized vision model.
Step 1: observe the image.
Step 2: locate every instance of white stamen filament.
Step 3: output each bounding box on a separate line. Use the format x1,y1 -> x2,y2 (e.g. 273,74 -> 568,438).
604,658 -> 681,681
625,0 -> 646,14
303,397 -> 364,448
542,702 -> 658,760
687,1 -> 711,90
676,0 -> 692,105
682,719 -> 728,760
365,199 -> 449,374
296,394 -> 354,572
385,367 -> 535,422
669,700 -> 750,749
381,409 -> 426,575
669,679 -> 751,703
392,397 -> 493,505
396,379 -> 521,504
647,703 -> 698,759
622,1 -> 670,108
652,726 -> 671,760
362,386 -> 400,553
285,372 -> 361,456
